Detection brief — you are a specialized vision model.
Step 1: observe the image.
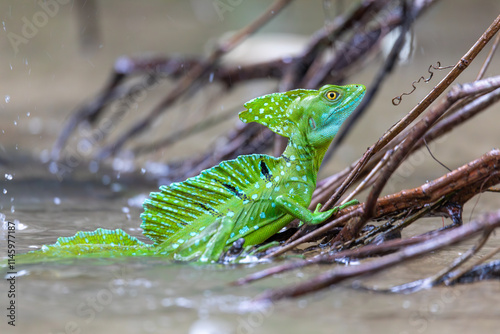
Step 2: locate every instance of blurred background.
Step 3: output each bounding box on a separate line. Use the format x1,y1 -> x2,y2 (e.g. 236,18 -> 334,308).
1,0 -> 499,182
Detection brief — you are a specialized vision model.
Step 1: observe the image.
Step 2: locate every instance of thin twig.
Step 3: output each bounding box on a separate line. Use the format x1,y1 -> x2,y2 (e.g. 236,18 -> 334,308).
343,66 -> 500,241
325,14 -> 500,215
476,31 -> 500,80
342,149 -> 392,204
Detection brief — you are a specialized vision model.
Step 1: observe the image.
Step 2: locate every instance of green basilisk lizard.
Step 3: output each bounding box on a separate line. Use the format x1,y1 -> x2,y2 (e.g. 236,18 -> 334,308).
16,84 -> 365,263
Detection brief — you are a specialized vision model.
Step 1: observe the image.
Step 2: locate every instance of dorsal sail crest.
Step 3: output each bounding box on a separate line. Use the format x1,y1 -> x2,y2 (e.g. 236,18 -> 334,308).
140,154 -> 279,244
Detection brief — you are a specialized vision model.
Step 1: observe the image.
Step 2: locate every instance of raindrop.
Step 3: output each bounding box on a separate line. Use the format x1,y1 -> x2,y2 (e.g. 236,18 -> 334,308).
141,168 -> 146,174
430,302 -> 441,313
77,138 -> 92,154
2,21 -> 5,31
4,173 -> 13,180
112,155 -> 135,173
209,72 -> 214,82
89,160 -> 99,174
39,149 -> 50,163
4,95 -> 10,103
54,197 -> 61,205
174,297 -> 193,308
101,175 -> 111,185
10,205 -> 15,213
3,189 -> 6,194
122,207 -> 131,220
111,183 -> 123,192
13,121 -> 17,126
16,221 -> 27,231
26,112 -> 30,117
48,161 -> 59,174
161,298 -> 173,307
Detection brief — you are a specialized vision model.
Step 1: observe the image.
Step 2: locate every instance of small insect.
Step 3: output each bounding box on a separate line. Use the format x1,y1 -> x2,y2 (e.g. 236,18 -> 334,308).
392,62 -> 453,105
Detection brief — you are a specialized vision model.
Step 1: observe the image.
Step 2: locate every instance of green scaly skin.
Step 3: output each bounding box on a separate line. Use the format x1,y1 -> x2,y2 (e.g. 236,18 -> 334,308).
13,84 -> 365,264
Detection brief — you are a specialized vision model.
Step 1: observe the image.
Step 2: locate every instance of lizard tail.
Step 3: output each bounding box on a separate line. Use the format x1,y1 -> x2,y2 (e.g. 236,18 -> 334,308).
16,228 -> 152,263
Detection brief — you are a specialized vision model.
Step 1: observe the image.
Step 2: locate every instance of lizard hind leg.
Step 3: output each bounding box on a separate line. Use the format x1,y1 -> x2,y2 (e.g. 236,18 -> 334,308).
200,216 -> 236,263
155,216 -> 236,262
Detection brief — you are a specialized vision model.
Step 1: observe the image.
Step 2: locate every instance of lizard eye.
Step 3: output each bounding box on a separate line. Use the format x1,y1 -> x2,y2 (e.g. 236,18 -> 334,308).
325,90 -> 339,100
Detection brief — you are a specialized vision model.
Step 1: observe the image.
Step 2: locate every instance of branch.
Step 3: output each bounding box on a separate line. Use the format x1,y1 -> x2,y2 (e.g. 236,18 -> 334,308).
260,149 -> 500,260
254,209 -> 500,302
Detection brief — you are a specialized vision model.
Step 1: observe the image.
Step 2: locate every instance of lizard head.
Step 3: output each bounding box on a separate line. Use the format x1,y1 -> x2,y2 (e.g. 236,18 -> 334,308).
239,84 -> 365,148
296,84 -> 365,148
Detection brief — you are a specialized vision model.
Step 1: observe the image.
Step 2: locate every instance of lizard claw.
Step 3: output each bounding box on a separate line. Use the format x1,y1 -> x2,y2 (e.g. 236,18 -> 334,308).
314,203 -> 322,213
309,199 -> 359,225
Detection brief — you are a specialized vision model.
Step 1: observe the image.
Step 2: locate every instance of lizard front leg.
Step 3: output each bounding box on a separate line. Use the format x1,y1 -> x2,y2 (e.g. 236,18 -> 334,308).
275,195 -> 358,225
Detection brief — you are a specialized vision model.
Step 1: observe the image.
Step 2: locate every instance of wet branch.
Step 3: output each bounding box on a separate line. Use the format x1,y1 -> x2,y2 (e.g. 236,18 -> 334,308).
253,209 -> 500,302
260,149 -> 500,260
